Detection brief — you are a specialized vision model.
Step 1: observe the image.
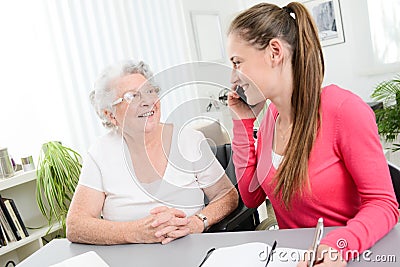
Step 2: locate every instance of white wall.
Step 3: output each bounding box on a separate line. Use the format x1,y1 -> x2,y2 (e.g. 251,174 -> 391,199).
1,0 -> 398,164
240,0 -> 399,101
173,0 -> 244,135
324,0 -> 398,101
0,1 -> 73,162
238,0 -> 400,164
177,0 -> 242,99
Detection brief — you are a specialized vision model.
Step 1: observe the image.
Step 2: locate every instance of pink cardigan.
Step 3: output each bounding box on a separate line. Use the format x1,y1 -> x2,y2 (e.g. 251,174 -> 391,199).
233,84 -> 399,256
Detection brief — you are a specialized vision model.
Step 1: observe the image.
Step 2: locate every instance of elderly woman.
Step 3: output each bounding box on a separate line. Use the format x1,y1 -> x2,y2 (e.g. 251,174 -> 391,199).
66,60 -> 238,245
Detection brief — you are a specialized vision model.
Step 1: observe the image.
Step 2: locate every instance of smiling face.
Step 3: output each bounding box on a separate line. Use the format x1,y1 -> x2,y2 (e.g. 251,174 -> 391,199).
111,73 -> 161,135
227,33 -> 272,105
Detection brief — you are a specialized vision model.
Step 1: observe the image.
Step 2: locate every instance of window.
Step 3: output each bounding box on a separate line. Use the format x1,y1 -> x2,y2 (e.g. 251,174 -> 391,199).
368,0 -> 400,64
0,0 -> 194,160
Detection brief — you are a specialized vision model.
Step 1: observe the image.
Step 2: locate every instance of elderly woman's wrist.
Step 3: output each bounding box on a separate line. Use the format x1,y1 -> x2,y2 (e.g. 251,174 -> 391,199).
190,215 -> 205,233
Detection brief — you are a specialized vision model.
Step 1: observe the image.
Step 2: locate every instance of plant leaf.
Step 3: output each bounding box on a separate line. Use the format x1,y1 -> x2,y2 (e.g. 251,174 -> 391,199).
36,141 -> 81,237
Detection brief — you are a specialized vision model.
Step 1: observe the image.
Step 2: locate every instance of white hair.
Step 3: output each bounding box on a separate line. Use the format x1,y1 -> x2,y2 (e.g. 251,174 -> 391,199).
90,60 -> 153,129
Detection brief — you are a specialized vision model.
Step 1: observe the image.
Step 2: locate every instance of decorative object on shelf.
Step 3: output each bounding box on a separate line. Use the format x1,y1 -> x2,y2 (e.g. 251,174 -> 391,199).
36,141 -> 82,236
21,156 -> 35,172
371,74 -> 400,152
0,148 -> 14,179
303,0 -> 345,47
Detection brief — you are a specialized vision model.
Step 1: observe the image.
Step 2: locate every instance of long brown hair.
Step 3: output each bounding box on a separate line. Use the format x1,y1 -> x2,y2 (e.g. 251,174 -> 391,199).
229,2 -> 324,208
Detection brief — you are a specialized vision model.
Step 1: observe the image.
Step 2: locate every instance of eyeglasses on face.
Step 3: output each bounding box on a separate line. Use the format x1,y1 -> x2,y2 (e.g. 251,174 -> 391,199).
112,85 -> 160,106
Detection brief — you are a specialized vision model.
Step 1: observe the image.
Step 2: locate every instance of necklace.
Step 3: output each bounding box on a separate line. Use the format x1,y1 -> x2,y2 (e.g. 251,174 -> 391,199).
277,114 -> 293,142
272,115 -> 290,169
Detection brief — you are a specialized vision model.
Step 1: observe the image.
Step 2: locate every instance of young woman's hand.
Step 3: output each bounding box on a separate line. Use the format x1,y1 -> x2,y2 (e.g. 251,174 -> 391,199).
297,244 -> 347,267
227,88 -> 265,120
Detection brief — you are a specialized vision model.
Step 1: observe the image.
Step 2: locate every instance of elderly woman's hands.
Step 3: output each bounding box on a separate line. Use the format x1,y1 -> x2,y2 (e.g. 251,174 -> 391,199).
150,206 -> 191,244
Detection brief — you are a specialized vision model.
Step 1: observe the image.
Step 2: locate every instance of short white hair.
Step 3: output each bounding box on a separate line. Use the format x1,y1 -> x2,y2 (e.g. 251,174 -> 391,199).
90,60 -> 153,129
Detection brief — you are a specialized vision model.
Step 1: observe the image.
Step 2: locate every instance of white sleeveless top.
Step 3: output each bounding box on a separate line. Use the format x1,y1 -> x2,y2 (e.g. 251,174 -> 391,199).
78,126 -> 224,222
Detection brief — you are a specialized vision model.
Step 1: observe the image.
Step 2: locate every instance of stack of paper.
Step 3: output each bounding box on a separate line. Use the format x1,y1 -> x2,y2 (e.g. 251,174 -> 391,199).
50,251 -> 109,267
201,242 -> 306,267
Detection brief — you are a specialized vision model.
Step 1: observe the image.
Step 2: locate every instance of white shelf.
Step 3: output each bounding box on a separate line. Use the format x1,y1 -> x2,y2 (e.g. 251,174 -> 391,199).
0,222 -> 61,256
0,170 -> 36,191
0,170 -> 63,264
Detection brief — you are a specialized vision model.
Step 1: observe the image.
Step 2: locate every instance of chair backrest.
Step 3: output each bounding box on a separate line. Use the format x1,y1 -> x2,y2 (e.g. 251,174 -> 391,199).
204,143 -> 261,232
193,121 -> 231,146
388,162 -> 400,208
211,144 -> 236,186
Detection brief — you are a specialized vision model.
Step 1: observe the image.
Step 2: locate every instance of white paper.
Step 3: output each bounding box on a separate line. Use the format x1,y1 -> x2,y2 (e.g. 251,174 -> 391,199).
49,251 -> 109,267
201,242 -> 306,267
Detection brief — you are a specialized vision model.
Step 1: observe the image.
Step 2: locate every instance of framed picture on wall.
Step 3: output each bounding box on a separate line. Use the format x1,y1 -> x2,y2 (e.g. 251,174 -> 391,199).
303,0 -> 345,47
190,12 -> 226,62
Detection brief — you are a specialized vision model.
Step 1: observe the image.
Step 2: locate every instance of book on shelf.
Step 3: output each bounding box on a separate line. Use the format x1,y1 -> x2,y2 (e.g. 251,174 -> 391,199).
0,195 -> 29,241
0,196 -> 21,241
6,198 -> 29,238
0,223 -> 7,247
4,198 -> 28,239
0,206 -> 16,243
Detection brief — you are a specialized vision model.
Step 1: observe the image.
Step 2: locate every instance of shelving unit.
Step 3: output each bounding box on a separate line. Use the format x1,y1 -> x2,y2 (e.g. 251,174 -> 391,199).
0,170 -> 61,266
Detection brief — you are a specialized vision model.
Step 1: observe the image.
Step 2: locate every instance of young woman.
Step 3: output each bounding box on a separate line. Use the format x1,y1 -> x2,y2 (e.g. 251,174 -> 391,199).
226,2 -> 399,266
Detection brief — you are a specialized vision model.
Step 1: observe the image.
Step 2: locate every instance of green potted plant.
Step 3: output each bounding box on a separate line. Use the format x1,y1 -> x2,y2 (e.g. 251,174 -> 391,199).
36,141 -> 82,236
371,74 -> 400,152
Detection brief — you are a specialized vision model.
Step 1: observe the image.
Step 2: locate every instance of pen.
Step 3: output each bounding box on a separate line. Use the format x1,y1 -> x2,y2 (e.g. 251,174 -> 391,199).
265,240 -> 277,267
308,218 -> 324,267
198,247 -> 215,267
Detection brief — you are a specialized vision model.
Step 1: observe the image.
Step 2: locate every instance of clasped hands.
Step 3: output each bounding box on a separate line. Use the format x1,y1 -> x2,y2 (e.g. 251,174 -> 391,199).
147,206 -> 203,245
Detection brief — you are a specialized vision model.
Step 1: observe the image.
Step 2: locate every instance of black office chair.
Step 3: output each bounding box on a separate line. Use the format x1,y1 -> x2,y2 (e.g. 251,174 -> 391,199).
388,161 -> 400,208
206,144 -> 260,232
